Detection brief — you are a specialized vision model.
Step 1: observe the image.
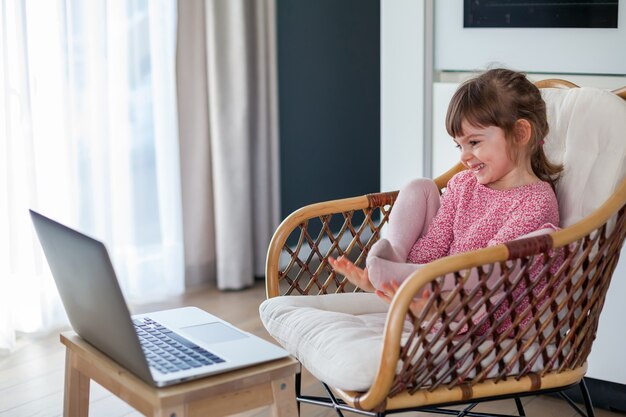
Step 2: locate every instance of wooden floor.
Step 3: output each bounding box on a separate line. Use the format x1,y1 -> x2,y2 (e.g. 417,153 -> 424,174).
0,280 -> 622,417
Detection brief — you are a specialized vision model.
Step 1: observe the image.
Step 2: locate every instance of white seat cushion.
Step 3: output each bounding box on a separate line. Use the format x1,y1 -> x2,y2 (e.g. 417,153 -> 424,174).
260,293 -> 557,392
259,293 -> 392,391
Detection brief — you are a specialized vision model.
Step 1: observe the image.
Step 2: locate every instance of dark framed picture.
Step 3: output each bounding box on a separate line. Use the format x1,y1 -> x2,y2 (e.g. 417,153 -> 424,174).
464,0 -> 619,28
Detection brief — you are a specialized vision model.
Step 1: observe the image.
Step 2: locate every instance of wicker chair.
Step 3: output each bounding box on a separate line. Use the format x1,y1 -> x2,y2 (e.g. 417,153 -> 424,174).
261,80 -> 626,417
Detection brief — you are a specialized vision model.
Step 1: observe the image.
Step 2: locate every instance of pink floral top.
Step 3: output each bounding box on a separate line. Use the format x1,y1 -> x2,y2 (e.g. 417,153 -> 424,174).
407,170 -> 559,263
407,170 -> 562,337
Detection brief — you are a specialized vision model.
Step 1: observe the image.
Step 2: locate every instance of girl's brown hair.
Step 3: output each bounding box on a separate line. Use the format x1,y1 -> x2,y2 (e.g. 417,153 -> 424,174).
445,68 -> 563,190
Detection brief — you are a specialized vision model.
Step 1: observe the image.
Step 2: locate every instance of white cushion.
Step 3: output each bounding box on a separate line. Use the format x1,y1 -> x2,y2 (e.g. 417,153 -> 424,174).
542,87 -> 626,227
260,293 -> 556,392
259,293 -> 392,391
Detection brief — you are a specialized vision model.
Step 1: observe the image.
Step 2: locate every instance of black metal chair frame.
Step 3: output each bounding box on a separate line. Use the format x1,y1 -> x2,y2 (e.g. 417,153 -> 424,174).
295,373 -> 596,417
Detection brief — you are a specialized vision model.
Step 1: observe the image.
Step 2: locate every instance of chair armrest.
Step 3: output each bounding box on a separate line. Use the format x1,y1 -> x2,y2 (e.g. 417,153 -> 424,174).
265,162 -> 467,299
265,191 -> 398,298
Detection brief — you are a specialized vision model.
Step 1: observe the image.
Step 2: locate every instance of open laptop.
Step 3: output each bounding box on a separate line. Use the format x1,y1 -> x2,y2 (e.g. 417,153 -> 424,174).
29,210 -> 289,387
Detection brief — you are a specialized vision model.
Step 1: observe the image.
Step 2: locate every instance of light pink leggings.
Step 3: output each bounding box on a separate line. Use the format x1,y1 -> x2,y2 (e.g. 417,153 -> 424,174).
366,178 -> 441,290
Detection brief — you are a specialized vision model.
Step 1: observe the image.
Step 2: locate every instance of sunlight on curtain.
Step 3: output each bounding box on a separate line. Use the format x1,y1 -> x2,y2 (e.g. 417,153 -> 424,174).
0,0 -> 183,352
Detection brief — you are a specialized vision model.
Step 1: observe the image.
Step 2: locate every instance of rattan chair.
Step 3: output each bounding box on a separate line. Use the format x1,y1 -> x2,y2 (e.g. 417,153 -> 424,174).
261,80 -> 626,417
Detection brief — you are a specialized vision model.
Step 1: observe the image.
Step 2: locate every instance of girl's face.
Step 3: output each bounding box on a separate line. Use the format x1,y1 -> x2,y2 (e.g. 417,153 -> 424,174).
454,120 -> 535,190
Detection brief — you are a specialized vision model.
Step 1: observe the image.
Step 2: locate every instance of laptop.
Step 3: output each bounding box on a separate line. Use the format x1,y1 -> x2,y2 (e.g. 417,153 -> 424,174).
29,210 -> 289,387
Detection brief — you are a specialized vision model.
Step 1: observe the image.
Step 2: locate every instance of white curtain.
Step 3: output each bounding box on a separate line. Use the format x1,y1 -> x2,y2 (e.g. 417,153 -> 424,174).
177,0 -> 280,290
0,0 -> 183,352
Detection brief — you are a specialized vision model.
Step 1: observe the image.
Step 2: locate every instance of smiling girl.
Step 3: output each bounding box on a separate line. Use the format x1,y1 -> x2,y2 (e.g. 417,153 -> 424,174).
329,68 -> 563,298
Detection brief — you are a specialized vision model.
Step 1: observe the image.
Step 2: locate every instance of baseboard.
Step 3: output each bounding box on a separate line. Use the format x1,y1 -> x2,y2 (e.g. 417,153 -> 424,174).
561,377 -> 626,413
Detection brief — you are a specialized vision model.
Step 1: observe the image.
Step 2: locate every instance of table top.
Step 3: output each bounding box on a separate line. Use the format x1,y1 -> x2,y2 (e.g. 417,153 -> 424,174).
61,331 -> 300,401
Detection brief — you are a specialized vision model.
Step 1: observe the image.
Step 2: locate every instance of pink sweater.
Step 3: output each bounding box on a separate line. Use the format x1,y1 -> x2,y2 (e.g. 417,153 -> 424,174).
408,170 -> 561,337
407,170 -> 559,263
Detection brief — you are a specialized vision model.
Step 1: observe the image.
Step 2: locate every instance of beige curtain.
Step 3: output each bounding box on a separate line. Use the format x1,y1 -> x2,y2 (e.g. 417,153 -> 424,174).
176,0 -> 280,290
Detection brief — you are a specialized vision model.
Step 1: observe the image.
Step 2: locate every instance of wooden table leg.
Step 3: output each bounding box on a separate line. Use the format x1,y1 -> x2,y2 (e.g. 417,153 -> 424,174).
269,376 -> 298,417
64,348 -> 91,417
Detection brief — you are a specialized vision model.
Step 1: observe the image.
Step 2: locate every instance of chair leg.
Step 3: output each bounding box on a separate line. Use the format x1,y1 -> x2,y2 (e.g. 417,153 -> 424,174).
578,379 -> 596,417
559,380 -> 597,417
295,372 -> 301,416
514,398 -> 526,416
321,383 -> 346,417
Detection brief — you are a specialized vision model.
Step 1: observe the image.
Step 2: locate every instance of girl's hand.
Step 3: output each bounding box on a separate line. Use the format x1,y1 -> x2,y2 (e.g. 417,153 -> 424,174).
375,281 -> 432,317
328,255 -> 375,292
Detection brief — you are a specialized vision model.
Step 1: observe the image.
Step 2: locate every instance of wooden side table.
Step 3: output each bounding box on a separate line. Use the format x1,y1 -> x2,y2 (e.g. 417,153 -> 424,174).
61,331 -> 300,417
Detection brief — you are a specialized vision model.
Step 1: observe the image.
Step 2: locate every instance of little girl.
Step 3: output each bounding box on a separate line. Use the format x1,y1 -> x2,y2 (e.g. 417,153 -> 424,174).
329,68 -> 563,304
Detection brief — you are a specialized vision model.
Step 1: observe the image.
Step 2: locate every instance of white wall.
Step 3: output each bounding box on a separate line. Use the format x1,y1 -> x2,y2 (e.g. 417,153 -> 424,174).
380,0 -> 430,192
432,82 -> 460,178
435,2 -> 626,74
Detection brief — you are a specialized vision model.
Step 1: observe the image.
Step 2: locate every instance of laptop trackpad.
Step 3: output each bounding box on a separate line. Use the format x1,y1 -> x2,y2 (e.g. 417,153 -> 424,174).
181,322 -> 248,344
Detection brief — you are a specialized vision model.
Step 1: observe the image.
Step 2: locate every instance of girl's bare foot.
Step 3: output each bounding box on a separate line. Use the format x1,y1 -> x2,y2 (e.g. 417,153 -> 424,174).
375,281 -> 432,317
328,255 -> 375,292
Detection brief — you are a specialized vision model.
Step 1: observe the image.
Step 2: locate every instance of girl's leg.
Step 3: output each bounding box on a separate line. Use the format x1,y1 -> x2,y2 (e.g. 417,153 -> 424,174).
369,178 -> 440,261
367,178 -> 440,289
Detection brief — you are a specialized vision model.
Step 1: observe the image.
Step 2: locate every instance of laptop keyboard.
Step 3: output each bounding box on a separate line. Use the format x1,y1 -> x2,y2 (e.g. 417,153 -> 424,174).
133,317 -> 226,374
